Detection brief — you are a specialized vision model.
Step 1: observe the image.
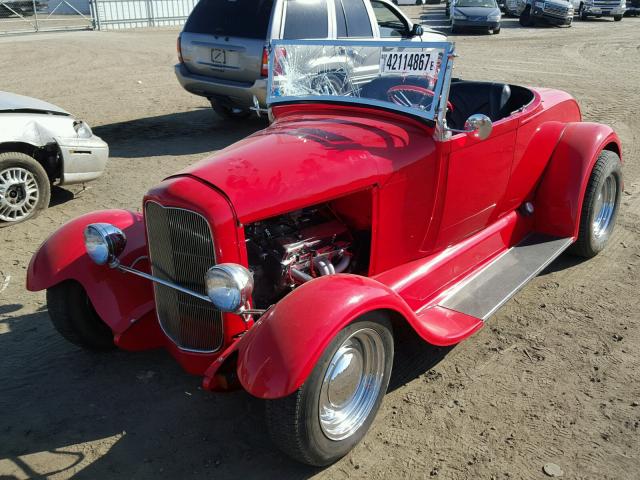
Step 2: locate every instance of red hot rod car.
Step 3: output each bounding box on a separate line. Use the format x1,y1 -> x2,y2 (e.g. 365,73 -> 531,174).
27,40 -> 622,466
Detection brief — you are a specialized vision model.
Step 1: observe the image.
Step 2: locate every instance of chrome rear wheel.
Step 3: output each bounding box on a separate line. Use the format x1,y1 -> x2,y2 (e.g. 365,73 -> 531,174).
592,173 -> 617,239
571,150 -> 622,258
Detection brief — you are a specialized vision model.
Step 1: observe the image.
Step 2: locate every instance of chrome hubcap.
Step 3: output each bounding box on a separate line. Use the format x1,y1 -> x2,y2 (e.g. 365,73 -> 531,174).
0,167 -> 40,222
319,328 -> 385,441
592,174 -> 617,239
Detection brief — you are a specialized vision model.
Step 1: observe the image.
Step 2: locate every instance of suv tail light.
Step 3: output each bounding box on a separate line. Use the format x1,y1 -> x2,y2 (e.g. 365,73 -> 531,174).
177,35 -> 183,64
261,47 -> 269,77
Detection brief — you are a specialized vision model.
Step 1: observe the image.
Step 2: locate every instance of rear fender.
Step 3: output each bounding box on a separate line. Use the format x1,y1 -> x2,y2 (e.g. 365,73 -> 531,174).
205,274 -> 482,399
27,209 -> 156,336
534,122 -> 622,238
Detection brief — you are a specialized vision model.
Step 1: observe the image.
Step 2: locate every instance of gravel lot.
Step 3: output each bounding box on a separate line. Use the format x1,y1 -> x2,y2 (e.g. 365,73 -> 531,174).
1,5 -> 639,479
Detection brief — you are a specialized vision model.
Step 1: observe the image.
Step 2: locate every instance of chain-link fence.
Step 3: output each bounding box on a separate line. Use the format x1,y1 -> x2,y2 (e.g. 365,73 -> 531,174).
0,0 -> 93,34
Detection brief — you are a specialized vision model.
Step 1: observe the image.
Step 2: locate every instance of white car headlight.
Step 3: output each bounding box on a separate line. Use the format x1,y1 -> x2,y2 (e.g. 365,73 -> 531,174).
73,120 -> 93,139
84,223 -> 127,266
205,264 -> 254,313
488,13 -> 501,20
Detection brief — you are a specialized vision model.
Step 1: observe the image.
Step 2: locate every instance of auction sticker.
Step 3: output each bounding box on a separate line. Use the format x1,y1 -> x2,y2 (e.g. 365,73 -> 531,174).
380,48 -> 439,75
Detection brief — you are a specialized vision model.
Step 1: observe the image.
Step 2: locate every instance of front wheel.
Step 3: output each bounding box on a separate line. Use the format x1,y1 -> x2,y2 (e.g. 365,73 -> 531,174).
493,25 -> 501,34
0,151 -> 50,226
265,313 -> 394,466
47,281 -> 115,351
570,150 -> 622,258
613,14 -> 623,21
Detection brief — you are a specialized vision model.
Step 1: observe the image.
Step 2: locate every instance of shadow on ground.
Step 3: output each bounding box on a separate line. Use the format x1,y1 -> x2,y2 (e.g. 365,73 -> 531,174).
92,108 -> 266,159
0,307 -> 449,479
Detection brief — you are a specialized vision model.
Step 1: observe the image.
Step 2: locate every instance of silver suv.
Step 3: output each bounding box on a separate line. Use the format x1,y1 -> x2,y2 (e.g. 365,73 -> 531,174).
175,0 -> 445,118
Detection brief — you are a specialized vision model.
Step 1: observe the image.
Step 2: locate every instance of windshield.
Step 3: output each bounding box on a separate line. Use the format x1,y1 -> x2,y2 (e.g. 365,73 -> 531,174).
268,40 -> 454,121
455,0 -> 497,7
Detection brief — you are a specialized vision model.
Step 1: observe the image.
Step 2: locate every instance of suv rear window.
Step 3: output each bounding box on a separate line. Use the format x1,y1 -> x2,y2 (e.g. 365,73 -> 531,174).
184,0 -> 274,39
283,0 -> 328,39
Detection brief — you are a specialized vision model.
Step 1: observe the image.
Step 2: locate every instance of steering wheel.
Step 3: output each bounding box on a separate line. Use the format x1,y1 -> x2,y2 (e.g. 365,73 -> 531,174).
386,84 -> 454,112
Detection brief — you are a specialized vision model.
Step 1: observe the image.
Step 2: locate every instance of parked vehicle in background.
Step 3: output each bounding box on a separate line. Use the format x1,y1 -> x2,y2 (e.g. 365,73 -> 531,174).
450,0 -> 502,33
517,0 -> 574,25
0,92 -> 108,226
624,0 -> 640,14
571,0 -> 626,19
175,0 -> 443,119
504,0 -> 521,14
28,38 -> 624,467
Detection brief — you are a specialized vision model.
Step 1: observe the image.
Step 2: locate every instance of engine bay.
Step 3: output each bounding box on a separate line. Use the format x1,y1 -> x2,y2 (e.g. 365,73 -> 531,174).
245,205 -> 368,308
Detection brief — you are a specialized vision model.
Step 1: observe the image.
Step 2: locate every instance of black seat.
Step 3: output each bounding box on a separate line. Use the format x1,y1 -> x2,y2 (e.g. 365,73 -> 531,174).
359,76 -> 433,103
447,81 -> 512,130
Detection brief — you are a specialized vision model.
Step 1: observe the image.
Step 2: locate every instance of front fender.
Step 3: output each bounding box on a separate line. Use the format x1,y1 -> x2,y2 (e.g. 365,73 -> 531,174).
534,122 -> 622,238
212,274 -> 482,399
27,209 -> 155,335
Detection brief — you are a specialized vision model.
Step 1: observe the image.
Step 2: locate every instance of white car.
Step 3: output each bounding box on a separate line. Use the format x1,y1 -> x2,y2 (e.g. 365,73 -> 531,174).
0,92 -> 108,226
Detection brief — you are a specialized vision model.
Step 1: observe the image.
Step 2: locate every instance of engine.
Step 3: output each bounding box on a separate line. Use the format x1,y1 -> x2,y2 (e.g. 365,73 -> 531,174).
245,207 -> 355,308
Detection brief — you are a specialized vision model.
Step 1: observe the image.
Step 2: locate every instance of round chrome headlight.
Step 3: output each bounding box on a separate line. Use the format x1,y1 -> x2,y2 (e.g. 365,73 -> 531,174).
84,223 -> 127,266
205,264 -> 254,313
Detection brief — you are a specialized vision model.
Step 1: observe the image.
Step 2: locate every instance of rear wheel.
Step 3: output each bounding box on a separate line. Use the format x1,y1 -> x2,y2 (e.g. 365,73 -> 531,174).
579,4 -> 588,20
570,150 -> 622,258
265,313 -> 394,466
209,99 -> 250,120
47,281 -> 115,351
0,152 -> 50,227
519,6 -> 535,26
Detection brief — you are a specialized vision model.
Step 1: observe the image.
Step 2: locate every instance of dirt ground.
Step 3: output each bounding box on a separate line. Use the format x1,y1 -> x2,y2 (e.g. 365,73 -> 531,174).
1,5 -> 639,479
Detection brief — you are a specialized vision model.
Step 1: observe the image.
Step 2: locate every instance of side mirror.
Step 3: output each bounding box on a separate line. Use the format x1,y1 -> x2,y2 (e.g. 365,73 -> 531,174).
411,24 -> 424,37
464,114 -> 493,140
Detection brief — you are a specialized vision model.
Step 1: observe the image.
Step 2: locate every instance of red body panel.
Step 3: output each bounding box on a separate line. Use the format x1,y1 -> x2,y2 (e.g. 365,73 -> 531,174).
227,274 -> 482,399
26,85 -> 621,398
26,210 -> 157,337
534,122 -> 622,238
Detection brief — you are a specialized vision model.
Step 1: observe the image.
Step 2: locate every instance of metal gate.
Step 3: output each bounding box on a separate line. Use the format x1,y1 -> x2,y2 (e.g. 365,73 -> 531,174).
0,0 -> 93,34
92,0 -> 197,30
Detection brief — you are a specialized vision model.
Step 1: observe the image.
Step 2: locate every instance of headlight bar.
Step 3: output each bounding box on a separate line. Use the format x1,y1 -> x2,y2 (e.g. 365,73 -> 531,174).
83,223 -> 266,316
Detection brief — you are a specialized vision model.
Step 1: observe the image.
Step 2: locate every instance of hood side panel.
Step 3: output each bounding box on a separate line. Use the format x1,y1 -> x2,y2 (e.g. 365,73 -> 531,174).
176,113 -> 437,223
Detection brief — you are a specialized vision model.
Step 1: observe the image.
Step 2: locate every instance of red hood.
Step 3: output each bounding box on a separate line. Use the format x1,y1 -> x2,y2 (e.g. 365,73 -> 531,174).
172,110 -> 436,223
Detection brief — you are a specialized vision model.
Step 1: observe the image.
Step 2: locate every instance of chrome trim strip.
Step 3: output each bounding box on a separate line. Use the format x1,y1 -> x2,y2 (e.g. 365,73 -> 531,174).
118,263 -> 211,302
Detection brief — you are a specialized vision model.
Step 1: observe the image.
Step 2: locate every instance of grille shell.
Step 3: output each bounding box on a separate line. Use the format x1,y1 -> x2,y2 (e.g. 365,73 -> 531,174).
145,201 -> 223,353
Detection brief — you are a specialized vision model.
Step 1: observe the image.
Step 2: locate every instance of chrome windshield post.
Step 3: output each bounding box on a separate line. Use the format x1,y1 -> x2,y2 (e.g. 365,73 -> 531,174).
435,49 -> 457,142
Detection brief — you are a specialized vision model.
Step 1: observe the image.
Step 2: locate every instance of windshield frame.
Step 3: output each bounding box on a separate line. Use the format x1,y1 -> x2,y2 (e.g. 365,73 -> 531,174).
267,39 -> 456,123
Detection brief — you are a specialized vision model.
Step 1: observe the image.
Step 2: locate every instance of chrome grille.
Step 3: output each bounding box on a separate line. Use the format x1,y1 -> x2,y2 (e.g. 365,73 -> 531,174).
145,201 -> 223,352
